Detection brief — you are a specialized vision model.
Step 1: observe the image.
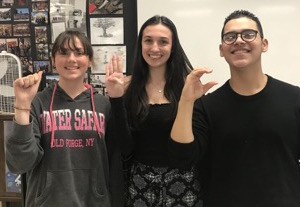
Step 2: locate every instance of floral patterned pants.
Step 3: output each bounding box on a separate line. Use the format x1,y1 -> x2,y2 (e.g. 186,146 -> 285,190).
125,162 -> 203,207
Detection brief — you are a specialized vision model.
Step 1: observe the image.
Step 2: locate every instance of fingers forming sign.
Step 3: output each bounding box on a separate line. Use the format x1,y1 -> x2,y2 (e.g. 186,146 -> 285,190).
181,68 -> 218,102
105,55 -> 125,97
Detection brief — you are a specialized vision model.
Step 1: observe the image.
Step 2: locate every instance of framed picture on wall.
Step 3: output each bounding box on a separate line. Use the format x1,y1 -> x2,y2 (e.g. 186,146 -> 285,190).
45,73 -> 59,87
14,8 -> 30,21
92,45 -> 126,74
0,24 -> 12,37
13,23 -> 30,36
89,0 -> 123,15
49,0 -> 87,36
0,8 -> 12,21
90,17 -> 124,45
89,73 -> 105,87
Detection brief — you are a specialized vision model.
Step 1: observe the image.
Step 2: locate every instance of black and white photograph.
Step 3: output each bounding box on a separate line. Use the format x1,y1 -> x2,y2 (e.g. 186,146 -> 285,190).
51,22 -> 65,43
89,0 -> 123,15
13,23 -> 30,36
90,17 -> 124,45
89,73 -> 106,88
0,8 -> 12,21
92,45 -> 126,73
14,8 -> 30,21
50,0 -> 87,37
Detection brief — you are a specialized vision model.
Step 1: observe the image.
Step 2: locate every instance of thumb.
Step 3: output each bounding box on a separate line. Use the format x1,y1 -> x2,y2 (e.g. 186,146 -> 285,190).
35,70 -> 44,85
203,81 -> 218,94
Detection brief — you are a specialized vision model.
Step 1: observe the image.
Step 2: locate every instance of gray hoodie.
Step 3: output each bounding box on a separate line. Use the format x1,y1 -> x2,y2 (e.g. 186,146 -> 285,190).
5,82 -> 112,207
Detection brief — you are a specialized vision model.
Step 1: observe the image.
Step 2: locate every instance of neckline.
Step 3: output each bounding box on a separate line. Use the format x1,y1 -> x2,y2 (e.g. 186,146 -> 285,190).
149,103 -> 171,106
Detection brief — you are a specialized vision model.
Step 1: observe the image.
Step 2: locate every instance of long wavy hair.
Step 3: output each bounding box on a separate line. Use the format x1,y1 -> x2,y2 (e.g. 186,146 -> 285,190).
125,15 -> 193,128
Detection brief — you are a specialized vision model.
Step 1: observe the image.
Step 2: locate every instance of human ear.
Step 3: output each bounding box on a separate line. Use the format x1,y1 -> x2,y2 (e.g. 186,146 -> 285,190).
262,38 -> 268,52
88,58 -> 93,68
219,44 -> 224,57
51,57 -> 56,68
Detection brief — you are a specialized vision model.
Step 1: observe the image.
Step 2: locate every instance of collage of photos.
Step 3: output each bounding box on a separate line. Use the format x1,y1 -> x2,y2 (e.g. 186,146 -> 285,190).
0,0 -> 126,89
0,0 -> 50,76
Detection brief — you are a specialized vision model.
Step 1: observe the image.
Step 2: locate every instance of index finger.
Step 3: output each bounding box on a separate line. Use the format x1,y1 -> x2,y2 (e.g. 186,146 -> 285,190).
105,60 -> 113,80
191,68 -> 213,79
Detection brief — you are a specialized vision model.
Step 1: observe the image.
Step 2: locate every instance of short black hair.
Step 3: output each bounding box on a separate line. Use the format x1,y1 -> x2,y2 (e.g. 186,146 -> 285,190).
221,10 -> 264,40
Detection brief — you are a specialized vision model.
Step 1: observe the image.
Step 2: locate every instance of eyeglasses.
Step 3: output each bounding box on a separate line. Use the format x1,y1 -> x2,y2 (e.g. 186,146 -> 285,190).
222,29 -> 259,45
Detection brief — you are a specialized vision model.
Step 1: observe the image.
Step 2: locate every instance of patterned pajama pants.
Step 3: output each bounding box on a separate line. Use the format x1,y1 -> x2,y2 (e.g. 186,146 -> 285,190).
125,162 -> 203,207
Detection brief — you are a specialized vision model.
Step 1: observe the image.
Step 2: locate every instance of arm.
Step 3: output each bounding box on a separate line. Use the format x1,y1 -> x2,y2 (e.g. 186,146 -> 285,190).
5,115 -> 44,174
109,97 -> 134,157
171,68 -> 217,143
5,71 -> 44,173
105,56 -> 134,157
169,69 -> 217,168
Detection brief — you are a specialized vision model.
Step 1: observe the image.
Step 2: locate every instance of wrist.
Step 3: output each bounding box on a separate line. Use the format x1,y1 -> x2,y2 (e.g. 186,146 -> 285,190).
178,98 -> 195,107
14,105 -> 31,111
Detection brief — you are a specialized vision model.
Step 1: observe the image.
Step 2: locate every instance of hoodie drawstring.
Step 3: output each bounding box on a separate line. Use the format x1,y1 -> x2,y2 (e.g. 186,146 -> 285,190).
49,82 -> 101,148
84,83 -> 102,139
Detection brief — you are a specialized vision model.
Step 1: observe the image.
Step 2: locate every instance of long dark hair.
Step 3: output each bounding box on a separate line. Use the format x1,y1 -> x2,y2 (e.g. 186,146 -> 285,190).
125,15 -> 193,128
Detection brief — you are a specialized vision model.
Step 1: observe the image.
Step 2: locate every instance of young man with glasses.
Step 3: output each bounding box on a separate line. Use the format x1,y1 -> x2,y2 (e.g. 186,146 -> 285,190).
169,9 -> 300,207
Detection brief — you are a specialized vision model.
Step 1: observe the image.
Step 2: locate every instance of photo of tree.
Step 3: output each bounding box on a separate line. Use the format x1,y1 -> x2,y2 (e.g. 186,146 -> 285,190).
90,17 -> 123,44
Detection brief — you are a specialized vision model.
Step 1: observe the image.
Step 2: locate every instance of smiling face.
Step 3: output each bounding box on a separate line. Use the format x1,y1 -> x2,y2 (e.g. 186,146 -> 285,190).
219,17 -> 268,70
141,23 -> 172,71
52,37 -> 92,83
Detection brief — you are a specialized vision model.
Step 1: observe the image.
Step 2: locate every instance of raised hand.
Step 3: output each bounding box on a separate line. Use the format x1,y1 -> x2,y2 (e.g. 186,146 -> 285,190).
13,70 -> 43,108
105,55 -> 124,98
170,68 -> 217,143
181,68 -> 218,102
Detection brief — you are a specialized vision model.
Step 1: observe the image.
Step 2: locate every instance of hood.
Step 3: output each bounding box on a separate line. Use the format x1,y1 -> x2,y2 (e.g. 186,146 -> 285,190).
49,82 -> 102,148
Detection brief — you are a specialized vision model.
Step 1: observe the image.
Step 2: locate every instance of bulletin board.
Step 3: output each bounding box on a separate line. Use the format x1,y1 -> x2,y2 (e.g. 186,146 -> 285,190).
0,0 -> 137,91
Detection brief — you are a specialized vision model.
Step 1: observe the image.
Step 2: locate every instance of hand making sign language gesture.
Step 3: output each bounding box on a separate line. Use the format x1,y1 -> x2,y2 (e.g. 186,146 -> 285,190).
171,68 -> 217,144
105,55 -> 124,98
181,68 -> 218,102
13,70 -> 43,124
13,71 -> 43,105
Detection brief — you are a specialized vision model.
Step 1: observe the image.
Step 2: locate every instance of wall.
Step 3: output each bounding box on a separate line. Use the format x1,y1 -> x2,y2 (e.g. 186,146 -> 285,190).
0,0 -> 137,81
137,0 -> 300,88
